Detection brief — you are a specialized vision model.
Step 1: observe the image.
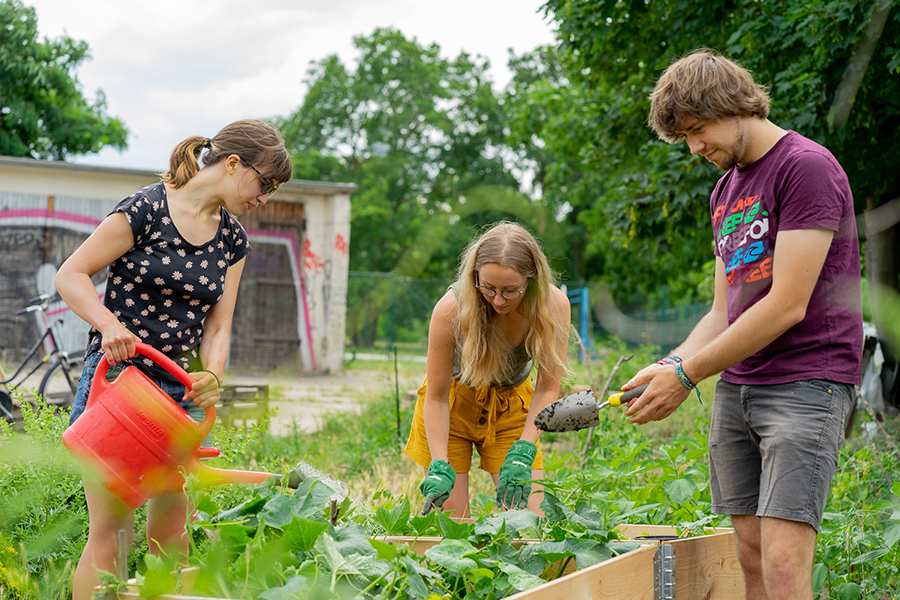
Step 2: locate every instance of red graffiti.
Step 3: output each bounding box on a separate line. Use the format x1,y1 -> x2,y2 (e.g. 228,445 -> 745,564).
334,234 -> 348,255
303,239 -> 324,274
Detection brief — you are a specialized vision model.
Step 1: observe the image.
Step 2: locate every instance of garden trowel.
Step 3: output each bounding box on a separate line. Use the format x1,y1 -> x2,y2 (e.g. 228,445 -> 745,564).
534,383 -> 649,432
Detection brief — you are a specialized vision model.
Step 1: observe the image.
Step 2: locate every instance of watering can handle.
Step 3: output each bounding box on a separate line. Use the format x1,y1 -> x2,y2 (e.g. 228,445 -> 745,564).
93,342 -> 216,436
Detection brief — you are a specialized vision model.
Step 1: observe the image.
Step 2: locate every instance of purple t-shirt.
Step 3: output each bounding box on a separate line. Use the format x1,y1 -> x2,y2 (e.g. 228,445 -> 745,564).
711,131 -> 862,385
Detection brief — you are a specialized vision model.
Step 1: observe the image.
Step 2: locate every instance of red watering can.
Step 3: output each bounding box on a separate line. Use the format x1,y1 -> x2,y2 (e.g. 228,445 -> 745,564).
62,342 -> 274,509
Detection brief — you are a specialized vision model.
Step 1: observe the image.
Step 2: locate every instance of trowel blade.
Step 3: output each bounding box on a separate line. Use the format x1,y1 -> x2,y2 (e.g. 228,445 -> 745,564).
534,389 -> 600,432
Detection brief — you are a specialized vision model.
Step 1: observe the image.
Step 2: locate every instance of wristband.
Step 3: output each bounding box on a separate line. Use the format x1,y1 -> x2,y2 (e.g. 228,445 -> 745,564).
201,369 -> 222,388
657,355 -> 683,366
674,363 -> 703,405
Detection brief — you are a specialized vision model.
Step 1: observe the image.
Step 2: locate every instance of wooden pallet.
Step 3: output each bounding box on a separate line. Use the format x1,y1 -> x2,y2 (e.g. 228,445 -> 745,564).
216,384 -> 269,431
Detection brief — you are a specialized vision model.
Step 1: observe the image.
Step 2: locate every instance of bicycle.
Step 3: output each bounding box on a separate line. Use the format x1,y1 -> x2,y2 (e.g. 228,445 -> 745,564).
0,294 -> 84,421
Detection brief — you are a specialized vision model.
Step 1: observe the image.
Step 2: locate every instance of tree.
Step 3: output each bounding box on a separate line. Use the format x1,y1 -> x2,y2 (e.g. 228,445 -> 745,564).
537,0 -> 899,308
277,28 -> 547,347
0,0 -> 128,160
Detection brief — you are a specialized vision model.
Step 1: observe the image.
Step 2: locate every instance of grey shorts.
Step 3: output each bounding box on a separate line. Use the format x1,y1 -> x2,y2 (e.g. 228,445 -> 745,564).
709,379 -> 852,531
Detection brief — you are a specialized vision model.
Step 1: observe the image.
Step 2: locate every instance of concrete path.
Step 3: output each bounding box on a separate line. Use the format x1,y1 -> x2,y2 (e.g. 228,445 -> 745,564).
225,370 -> 401,437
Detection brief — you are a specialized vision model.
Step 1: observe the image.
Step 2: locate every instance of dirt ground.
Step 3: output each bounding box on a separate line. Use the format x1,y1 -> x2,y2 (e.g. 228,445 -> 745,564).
227,368 -> 421,437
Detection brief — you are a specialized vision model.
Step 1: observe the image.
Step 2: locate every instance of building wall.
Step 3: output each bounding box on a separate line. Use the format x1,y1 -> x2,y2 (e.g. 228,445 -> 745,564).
0,157 -> 354,374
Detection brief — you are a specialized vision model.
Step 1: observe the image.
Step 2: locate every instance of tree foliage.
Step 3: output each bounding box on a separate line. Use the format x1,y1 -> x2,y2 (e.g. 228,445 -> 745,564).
0,0 -> 128,160
535,0 -> 900,304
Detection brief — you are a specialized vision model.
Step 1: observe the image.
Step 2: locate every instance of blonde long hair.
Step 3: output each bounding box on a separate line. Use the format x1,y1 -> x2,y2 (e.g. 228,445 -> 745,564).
160,119 -> 293,189
455,221 -> 568,388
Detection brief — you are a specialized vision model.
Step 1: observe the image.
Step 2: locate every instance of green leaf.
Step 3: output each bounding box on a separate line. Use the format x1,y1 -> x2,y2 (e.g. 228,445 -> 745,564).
331,524 -> 376,557
466,568 -> 495,584
811,563 -> 828,595
435,510 -> 472,539
832,582 -> 862,600
374,497 -> 411,534
663,477 -> 695,504
497,561 -> 546,591
474,510 -> 539,537
424,538 -> 478,573
282,516 -> 329,553
883,523 -> 900,549
257,575 -> 310,599
849,547 -> 890,565
368,538 -> 398,561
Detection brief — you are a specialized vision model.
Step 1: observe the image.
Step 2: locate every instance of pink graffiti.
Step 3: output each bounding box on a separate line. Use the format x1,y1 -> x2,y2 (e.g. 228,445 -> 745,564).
303,239 -> 324,274
334,234 -> 348,255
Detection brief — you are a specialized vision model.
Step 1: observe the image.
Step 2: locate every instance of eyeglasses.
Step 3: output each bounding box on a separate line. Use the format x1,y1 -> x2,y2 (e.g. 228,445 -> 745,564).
475,274 -> 529,300
242,159 -> 280,195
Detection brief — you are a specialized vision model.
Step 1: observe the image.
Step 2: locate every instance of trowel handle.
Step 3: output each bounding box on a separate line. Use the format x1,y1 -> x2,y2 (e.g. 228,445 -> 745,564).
607,383 -> 650,407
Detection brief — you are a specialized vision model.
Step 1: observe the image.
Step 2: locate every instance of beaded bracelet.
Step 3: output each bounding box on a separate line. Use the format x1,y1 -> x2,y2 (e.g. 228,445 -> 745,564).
201,369 -> 222,388
675,363 -> 703,404
657,355 -> 683,366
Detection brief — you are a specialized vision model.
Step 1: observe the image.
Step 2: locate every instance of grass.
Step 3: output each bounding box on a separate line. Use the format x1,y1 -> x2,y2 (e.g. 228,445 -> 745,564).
1,338 -> 898,598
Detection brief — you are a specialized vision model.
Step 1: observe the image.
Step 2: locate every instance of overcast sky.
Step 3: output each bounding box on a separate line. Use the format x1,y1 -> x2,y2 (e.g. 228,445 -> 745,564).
24,0 -> 558,172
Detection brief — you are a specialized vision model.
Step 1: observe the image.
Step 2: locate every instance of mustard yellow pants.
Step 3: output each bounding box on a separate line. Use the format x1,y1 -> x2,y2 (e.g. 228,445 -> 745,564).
404,377 -> 543,473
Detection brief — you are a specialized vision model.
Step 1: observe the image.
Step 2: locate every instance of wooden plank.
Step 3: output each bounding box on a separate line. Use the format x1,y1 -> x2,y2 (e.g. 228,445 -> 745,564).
505,544 -> 659,600
670,531 -> 746,600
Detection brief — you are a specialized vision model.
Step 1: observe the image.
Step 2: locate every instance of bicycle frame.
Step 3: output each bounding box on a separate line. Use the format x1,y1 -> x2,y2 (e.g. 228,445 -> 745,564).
1,318 -> 69,393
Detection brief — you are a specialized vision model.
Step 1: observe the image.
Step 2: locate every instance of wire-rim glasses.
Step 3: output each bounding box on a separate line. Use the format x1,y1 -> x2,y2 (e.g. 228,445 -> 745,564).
475,273 -> 529,300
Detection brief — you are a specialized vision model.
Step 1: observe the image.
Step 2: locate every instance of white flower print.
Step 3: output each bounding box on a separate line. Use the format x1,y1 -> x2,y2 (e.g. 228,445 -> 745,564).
190,299 -> 200,306
185,261 -> 192,268
185,284 -> 194,292
208,283 -> 217,291
131,319 -> 140,326
162,216 -> 171,225
159,314 -> 169,321
139,267 -> 147,275
125,298 -> 134,307
173,271 -> 182,280
162,256 -> 170,265
200,260 -> 208,269
163,345 -> 172,352
135,277 -> 142,283
110,290 -> 117,299
144,247 -> 153,254
160,333 -> 170,339
217,260 -> 226,269
178,249 -> 186,257
202,304 -> 211,312
148,305 -> 156,312
154,277 -> 165,286
113,276 -> 122,285
141,310 -> 148,317
139,330 -> 149,338
187,311 -> 195,320
168,320 -> 179,329
199,275 -> 209,285
164,300 -> 172,307
124,283 -> 134,292
174,237 -> 182,245
126,262 -> 134,270
141,294 -> 149,300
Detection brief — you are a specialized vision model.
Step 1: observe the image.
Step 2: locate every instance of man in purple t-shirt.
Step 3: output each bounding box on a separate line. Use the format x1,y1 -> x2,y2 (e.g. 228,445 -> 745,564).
621,50 -> 863,600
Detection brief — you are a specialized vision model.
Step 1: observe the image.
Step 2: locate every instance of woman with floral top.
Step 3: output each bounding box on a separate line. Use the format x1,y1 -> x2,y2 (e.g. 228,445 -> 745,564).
56,119 -> 292,600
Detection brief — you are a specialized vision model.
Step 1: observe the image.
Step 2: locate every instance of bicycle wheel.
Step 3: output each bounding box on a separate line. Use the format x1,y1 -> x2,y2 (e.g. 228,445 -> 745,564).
39,356 -> 84,407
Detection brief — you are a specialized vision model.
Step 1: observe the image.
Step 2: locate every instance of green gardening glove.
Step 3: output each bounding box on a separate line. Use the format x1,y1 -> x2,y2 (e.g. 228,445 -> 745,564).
496,440 -> 537,509
419,460 -> 456,515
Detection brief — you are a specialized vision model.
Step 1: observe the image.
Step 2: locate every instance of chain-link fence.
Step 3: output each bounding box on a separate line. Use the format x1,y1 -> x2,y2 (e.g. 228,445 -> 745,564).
343,272 -> 710,362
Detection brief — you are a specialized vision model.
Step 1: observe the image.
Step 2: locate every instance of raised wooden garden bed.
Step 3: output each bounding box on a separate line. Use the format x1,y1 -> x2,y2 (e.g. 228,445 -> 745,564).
107,524 -> 745,599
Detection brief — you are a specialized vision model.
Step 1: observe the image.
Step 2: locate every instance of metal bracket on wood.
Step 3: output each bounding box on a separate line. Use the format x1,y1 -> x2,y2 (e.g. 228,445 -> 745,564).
654,544 -> 676,600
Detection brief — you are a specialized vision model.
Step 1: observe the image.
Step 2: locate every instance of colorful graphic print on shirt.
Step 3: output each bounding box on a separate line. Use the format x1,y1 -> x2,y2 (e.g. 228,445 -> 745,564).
714,193 -> 772,287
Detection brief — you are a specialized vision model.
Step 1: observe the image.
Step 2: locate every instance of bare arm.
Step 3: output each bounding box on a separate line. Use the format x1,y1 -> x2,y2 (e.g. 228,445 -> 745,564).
188,257 -> 247,407
422,291 -> 458,463
54,213 -> 140,364
523,286 -> 571,442
624,228 -> 835,424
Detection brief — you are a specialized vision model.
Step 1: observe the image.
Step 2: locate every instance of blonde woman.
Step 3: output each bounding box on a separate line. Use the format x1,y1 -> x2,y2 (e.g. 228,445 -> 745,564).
57,119 -> 292,600
405,221 -> 571,517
